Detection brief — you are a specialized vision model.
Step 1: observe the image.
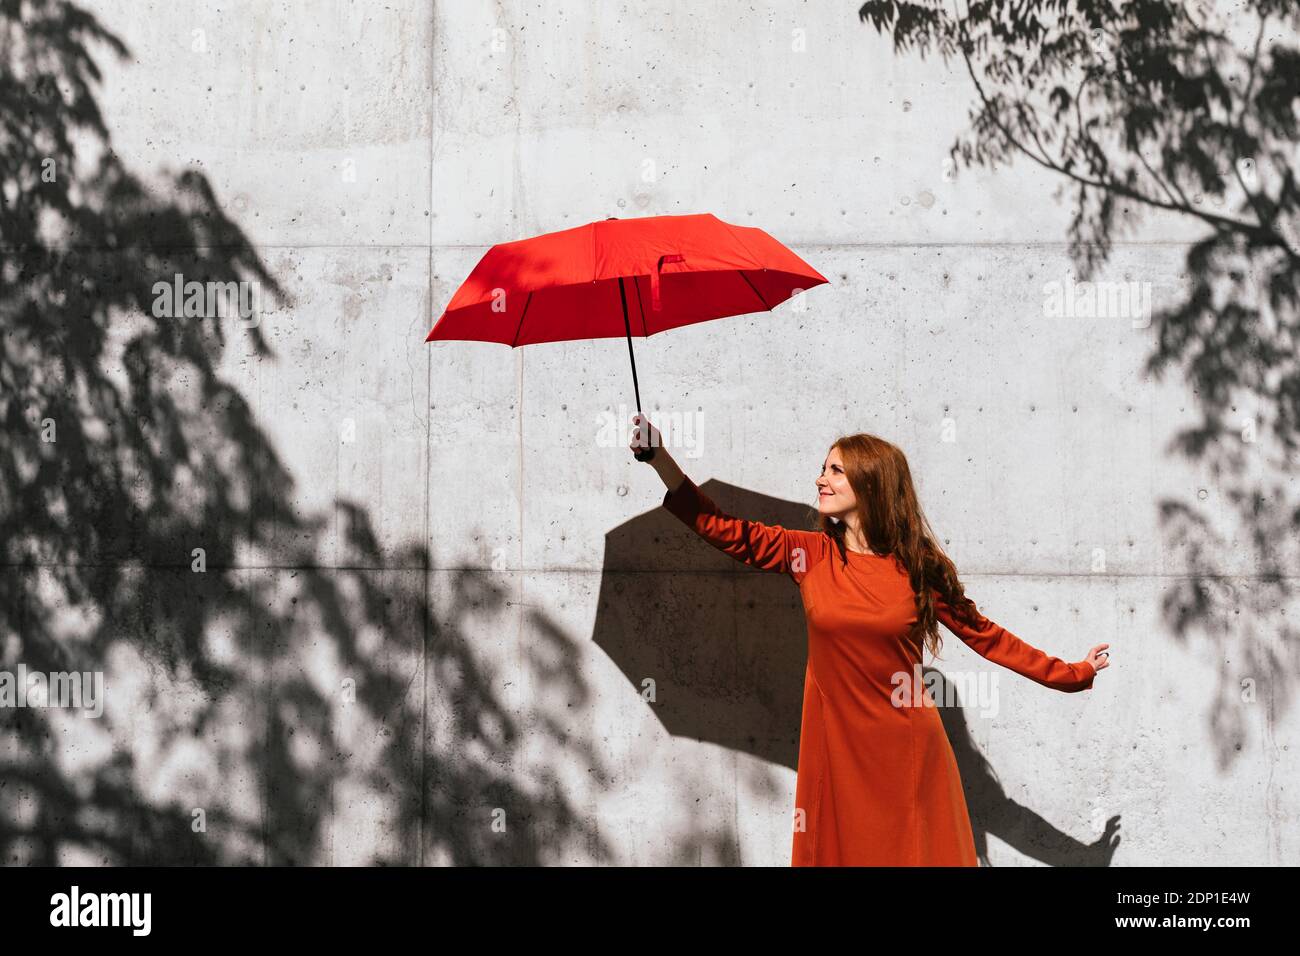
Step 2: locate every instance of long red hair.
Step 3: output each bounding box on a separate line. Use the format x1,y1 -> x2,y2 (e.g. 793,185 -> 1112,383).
814,433 -> 982,659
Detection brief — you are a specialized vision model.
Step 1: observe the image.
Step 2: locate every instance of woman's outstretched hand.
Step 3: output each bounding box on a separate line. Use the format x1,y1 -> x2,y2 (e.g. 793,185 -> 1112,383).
629,413 -> 661,462
1084,644 -> 1111,675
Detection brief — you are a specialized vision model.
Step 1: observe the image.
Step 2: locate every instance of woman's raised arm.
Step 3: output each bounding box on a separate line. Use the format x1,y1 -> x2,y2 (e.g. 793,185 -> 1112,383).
631,414 -> 827,580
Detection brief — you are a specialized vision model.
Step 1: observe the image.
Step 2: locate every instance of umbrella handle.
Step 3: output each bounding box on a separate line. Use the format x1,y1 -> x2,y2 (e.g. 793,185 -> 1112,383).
631,408 -> 657,462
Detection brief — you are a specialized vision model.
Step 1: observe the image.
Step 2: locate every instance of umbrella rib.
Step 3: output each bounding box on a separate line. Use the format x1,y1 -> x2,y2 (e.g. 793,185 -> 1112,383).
718,219 -> 775,310
632,275 -> 649,336
511,291 -> 533,347
739,271 -> 770,311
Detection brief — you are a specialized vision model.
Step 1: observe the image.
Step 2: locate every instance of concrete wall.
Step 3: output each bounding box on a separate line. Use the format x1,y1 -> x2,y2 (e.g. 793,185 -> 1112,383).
3,0 -> 1295,865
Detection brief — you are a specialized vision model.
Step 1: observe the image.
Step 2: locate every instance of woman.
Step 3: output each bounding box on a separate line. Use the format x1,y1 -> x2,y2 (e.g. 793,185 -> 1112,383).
630,414 -> 1110,866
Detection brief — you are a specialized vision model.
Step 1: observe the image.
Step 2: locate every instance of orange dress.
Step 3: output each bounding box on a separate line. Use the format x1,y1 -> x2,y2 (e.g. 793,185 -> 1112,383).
662,477 -> 1096,866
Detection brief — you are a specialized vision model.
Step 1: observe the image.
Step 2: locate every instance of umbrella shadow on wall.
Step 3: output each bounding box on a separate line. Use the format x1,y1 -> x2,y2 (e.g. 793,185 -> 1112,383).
596,480 -> 813,770
597,481 -> 1120,865
0,0 -> 614,866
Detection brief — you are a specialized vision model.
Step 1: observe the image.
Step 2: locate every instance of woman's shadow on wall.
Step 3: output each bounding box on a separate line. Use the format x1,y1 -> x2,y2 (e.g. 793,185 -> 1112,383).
595,477 -> 1121,866
927,668 -> 1122,866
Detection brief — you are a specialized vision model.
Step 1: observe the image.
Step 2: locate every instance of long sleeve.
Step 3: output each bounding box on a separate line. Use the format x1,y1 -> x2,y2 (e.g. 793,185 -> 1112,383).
934,593 -> 1095,693
662,476 -> 829,582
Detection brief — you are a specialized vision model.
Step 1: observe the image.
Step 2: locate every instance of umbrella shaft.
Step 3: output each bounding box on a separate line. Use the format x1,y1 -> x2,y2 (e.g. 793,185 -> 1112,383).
620,277 -> 657,462
618,277 -> 643,416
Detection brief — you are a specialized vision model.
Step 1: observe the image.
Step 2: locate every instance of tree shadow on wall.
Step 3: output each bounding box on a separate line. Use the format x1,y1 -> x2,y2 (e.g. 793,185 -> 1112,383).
859,0 -> 1300,769
0,0 -> 610,865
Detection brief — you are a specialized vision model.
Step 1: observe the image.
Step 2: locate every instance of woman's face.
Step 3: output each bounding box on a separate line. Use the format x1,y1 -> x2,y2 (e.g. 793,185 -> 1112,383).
816,446 -> 857,519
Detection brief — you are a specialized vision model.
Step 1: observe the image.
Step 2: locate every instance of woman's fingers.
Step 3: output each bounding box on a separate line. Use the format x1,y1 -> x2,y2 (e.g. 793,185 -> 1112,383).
628,415 -> 659,463
629,414 -> 656,450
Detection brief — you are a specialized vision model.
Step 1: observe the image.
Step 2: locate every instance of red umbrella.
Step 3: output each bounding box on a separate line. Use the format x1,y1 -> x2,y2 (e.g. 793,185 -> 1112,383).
425,212 -> 828,459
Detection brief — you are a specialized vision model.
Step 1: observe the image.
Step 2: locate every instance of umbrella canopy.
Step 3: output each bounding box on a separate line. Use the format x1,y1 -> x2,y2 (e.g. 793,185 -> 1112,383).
425,212 -> 828,346
426,211 -> 828,460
